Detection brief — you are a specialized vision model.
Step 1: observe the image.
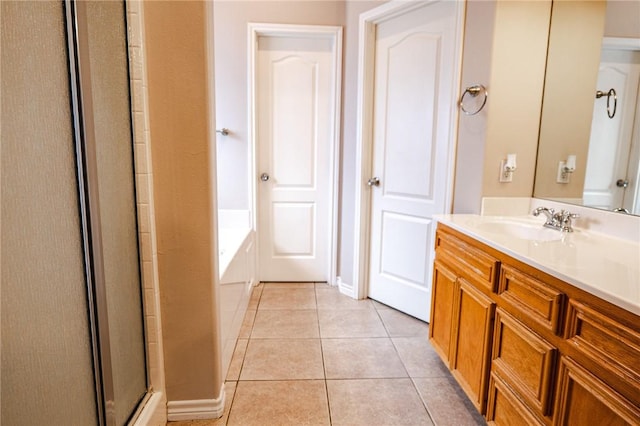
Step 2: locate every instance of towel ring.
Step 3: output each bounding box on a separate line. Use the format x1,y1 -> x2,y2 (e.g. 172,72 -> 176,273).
595,88 -> 617,119
459,84 -> 488,116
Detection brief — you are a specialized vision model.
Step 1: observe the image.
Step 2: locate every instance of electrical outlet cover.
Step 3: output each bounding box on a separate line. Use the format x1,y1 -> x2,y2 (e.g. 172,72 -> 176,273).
557,161 -> 570,184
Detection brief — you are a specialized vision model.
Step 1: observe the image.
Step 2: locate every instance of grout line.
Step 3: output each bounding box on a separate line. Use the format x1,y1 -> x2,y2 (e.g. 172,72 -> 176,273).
234,339 -> 250,382
234,378 -> 327,383
313,289 -> 333,425
389,333 -> 412,380
372,301 -> 392,338
224,380 -> 239,425
408,376 -> 438,426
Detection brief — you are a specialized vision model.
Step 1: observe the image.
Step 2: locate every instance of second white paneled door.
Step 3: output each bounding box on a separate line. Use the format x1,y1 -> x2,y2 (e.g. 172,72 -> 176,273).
367,1 -> 461,321
255,28 -> 340,282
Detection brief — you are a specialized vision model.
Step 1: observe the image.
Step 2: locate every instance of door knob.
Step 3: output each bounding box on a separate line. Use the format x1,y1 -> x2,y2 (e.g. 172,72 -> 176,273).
367,177 -> 380,187
260,173 -> 270,182
616,179 -> 629,188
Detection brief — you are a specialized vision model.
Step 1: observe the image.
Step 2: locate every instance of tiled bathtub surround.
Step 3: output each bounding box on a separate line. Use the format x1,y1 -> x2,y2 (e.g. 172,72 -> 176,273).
126,1 -> 166,425
169,284 -> 485,426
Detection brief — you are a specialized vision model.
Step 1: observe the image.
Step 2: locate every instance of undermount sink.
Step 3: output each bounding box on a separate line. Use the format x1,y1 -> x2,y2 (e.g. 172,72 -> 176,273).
475,218 -> 565,242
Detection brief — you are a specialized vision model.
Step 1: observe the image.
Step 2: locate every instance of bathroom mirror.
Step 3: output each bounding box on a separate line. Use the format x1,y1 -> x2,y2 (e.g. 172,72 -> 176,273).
533,0 -> 640,215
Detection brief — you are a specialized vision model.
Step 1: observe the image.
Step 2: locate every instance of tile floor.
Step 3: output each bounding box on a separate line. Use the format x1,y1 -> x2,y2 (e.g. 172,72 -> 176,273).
170,283 -> 486,426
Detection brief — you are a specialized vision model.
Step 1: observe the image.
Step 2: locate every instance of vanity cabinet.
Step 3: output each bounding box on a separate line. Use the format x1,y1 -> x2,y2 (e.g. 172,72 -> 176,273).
429,223 -> 640,425
429,229 -> 499,412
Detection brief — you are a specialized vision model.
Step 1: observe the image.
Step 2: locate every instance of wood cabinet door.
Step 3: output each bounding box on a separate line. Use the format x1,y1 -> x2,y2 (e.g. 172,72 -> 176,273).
553,356 -> 640,425
451,278 -> 496,413
492,308 -> 557,416
486,373 -> 545,426
429,260 -> 458,365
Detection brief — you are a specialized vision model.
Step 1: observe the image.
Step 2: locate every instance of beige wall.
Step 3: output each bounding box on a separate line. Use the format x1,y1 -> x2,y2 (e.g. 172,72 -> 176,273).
144,1 -> 222,402
534,1 -> 606,198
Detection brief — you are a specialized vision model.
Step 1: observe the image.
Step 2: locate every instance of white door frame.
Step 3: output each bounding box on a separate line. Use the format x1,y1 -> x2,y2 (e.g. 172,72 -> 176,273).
349,0 -> 465,299
248,23 -> 342,284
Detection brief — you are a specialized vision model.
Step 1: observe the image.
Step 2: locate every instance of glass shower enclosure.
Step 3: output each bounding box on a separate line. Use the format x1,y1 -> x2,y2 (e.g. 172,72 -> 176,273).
2,1 -> 148,424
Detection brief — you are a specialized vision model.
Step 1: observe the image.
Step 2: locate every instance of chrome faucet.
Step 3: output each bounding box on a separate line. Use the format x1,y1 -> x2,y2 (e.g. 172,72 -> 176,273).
533,207 -> 579,232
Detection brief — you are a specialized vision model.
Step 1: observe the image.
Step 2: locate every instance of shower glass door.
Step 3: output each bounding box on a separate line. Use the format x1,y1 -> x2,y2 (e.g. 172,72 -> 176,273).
1,2 -> 99,425
70,0 -> 148,423
2,1 -> 148,424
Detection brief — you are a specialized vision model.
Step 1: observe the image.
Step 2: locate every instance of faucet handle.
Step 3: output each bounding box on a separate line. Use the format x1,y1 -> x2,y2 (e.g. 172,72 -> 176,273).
560,210 -> 579,220
558,210 -> 579,232
532,206 -> 554,217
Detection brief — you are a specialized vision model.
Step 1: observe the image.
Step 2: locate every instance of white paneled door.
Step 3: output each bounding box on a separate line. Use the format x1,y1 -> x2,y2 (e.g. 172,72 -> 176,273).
256,31 -> 339,281
367,1 -> 459,321
583,45 -> 640,212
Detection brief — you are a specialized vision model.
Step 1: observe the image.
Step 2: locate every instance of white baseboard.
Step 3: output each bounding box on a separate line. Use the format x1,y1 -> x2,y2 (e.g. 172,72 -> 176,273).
132,392 -> 167,426
167,384 -> 226,421
337,276 -> 357,299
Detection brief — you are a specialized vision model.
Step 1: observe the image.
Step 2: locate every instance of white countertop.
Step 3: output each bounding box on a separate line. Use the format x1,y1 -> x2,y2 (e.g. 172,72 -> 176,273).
433,214 -> 640,316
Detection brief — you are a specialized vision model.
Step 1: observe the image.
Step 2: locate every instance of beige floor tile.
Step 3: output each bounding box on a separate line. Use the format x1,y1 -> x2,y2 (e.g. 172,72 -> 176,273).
238,309 -> 256,339
168,381 -> 237,425
413,376 -> 486,425
227,380 -> 330,426
318,309 -> 387,338
258,287 -> 316,310
322,338 -> 407,379
392,337 -> 449,378
263,282 -> 315,288
327,378 -> 433,426
247,286 -> 262,310
240,338 -> 324,380
226,339 -> 248,381
251,309 -> 319,338
316,288 -> 374,310
378,308 -> 430,337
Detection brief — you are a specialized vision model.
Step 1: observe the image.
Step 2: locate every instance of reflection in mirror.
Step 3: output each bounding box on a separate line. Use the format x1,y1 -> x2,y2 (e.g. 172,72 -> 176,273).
584,38 -> 640,214
534,0 -> 640,216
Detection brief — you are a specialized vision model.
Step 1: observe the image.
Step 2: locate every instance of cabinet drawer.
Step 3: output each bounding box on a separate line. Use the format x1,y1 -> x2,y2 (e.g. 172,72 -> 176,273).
553,356 -> 640,426
436,230 -> 500,292
498,265 -> 564,335
565,300 -> 640,400
486,372 -> 545,426
492,308 -> 557,416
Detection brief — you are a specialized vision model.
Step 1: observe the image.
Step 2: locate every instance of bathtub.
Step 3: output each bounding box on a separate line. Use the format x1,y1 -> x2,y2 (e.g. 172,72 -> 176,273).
217,210 -> 255,380
218,227 -> 252,282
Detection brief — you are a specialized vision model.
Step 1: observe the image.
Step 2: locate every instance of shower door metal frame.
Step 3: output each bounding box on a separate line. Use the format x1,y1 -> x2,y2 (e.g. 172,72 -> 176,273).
63,1 -> 149,424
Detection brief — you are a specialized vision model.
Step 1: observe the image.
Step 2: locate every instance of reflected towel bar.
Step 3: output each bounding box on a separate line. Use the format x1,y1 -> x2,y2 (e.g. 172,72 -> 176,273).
459,84 -> 488,116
